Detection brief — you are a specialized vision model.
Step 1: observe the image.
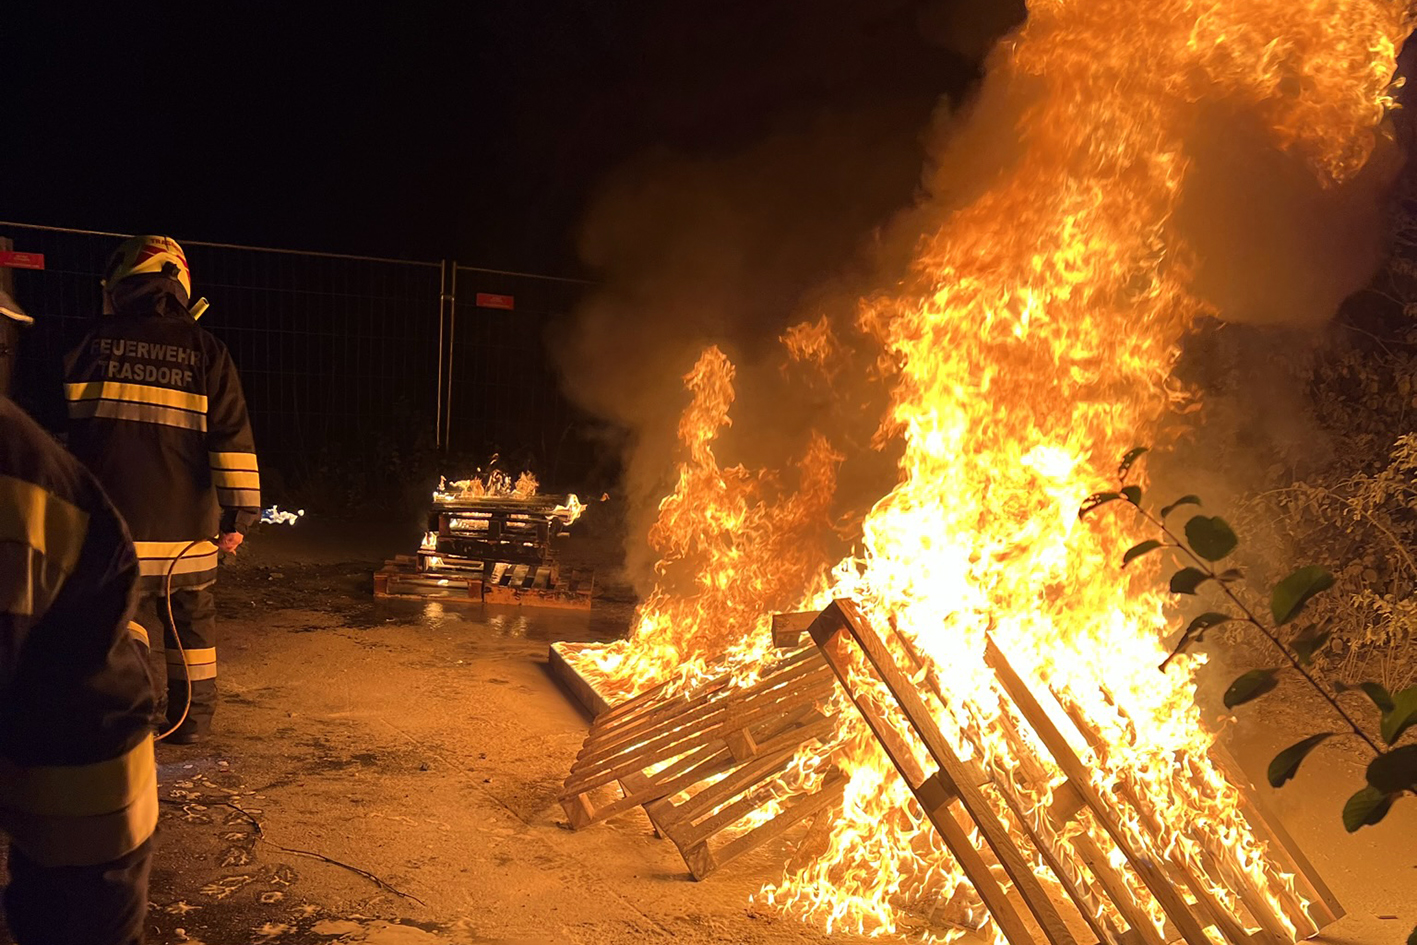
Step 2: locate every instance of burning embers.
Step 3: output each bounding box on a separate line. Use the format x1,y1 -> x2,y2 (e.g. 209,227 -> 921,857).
555,0 -> 1411,941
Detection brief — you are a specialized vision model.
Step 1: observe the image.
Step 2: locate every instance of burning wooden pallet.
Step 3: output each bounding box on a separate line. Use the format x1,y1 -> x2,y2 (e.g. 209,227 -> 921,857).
788,598 -> 1342,945
558,646 -> 846,879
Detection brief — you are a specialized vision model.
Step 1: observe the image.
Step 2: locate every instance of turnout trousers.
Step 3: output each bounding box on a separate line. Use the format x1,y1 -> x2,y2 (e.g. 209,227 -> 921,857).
136,587 -> 218,736
4,840 -> 152,945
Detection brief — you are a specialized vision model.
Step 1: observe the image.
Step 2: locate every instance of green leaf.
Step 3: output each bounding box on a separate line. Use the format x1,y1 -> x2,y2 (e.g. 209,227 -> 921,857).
1224,668 -> 1279,709
1267,733 -> 1335,787
1117,446 -> 1149,482
1408,925 -> 1416,945
1366,744 -> 1417,794
1169,567 -> 1210,595
1184,515 -> 1238,562
1342,785 -> 1394,832
1184,611 -> 1233,640
1354,681 -> 1395,713
1079,492 -> 1122,519
1380,686 -> 1417,745
1122,540 -> 1164,567
1120,485 -> 1143,506
1160,494 -> 1201,518
1217,567 -> 1245,583
1291,624 -> 1333,667
1270,566 -> 1336,626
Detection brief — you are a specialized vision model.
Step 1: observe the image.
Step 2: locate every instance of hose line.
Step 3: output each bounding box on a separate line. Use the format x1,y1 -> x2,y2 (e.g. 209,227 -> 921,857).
153,536 -> 218,742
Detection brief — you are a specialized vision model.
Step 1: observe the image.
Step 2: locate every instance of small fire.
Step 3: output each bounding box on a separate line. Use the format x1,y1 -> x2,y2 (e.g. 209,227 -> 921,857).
567,0 -> 1412,941
260,506 -> 304,525
434,464 -> 587,525
435,467 -> 540,502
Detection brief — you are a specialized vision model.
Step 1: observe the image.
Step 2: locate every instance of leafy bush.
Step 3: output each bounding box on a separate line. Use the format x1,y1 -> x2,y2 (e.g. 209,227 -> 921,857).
1083,448 -> 1416,941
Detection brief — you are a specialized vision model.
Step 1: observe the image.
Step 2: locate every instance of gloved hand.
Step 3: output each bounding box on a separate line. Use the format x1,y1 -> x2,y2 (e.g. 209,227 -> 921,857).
217,531 -> 244,553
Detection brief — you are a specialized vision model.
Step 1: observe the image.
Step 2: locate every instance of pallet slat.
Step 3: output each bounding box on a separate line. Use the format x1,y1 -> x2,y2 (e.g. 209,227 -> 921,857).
559,648 -> 844,881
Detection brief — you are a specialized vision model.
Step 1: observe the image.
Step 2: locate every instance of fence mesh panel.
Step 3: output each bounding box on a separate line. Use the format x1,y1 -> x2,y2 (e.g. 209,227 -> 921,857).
1,223 -> 601,500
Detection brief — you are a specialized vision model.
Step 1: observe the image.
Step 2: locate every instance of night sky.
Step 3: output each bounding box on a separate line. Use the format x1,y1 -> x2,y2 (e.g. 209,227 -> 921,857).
2,2 -> 1017,274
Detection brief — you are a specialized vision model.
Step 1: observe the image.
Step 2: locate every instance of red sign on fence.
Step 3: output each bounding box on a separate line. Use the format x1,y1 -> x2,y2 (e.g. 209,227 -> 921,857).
0,251 -> 45,270
475,292 -> 515,311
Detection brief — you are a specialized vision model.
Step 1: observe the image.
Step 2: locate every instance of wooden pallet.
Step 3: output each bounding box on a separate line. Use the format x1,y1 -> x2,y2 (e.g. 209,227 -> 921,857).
373,555 -> 482,602
801,599 -> 1342,945
559,647 -> 846,879
373,556 -> 592,609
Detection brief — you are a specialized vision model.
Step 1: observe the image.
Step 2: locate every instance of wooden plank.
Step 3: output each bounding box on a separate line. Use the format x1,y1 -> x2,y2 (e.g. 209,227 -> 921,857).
1209,743 -> 1341,929
567,678 -> 832,791
581,657 -> 829,760
1051,695 -> 1293,945
562,745 -> 736,828
832,602 -> 1081,945
809,608 -> 1039,945
772,611 -> 819,648
577,658 -> 831,765
619,771 -> 673,838
983,636 -> 1214,945
662,715 -> 837,828
688,774 -> 848,880
547,641 -> 614,718
1065,817 -> 1167,945
580,649 -> 820,757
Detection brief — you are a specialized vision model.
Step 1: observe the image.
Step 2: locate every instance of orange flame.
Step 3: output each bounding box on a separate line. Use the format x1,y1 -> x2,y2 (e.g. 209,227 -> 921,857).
570,0 -> 1412,939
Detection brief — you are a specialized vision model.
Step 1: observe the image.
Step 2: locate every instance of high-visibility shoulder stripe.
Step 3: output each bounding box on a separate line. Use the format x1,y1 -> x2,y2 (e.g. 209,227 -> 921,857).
65,381 -> 207,414
0,475 -> 90,615
212,470 -> 261,490
208,451 -> 259,473
0,736 -> 157,867
68,399 -> 207,433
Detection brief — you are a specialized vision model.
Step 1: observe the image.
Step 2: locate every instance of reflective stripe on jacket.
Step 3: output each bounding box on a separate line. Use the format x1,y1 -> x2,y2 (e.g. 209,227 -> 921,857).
63,284 -> 259,594
0,396 -> 157,867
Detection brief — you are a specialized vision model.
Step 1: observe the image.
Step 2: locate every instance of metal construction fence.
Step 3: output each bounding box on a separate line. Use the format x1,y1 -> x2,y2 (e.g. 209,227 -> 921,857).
0,222 -> 600,500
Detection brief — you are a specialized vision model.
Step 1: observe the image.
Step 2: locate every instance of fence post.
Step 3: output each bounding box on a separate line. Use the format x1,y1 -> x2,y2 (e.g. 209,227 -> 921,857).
444,262 -> 458,451
436,259 -> 447,450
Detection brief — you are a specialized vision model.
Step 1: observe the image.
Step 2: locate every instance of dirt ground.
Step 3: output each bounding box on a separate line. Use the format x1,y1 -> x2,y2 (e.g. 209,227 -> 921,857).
8,511 -> 1414,945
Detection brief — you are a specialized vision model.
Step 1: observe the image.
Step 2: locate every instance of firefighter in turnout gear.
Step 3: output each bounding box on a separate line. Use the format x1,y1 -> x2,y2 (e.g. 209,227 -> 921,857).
64,235 -> 260,744
0,294 -> 157,945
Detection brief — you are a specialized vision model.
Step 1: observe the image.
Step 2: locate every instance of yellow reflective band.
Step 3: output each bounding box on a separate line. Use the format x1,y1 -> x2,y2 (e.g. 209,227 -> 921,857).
216,488 -> 262,508
0,737 -> 157,868
127,621 -> 149,648
166,647 -> 217,681
69,399 -> 207,433
133,540 -> 217,578
212,469 -> 261,490
208,451 -> 259,473
66,381 -> 207,414
133,539 -> 217,558
137,554 -> 216,578
166,647 -> 215,666
0,475 -> 89,572
0,736 -> 155,819
0,475 -> 89,616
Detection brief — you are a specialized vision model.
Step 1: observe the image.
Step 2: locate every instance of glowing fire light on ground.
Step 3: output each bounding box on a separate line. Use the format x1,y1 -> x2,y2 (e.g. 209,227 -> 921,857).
568,1 -> 1412,940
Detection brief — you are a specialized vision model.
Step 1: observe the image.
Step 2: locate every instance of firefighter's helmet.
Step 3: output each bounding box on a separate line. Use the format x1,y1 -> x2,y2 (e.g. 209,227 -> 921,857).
0,287 -> 32,324
103,235 -> 192,302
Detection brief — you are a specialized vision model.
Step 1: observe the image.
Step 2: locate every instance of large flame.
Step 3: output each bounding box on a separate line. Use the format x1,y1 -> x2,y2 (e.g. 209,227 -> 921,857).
570,0 -> 1412,940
